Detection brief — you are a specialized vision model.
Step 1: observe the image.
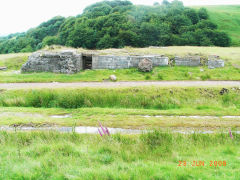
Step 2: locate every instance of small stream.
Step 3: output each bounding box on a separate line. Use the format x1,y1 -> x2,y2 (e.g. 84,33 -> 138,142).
0,126 -> 239,135
143,115 -> 240,119
0,126 -> 143,134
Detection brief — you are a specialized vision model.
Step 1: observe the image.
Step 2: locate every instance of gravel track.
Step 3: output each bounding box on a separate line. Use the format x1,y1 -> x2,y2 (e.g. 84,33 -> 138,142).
0,81 -> 240,89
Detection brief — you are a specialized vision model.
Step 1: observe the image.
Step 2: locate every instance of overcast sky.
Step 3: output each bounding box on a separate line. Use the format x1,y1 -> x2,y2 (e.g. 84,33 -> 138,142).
0,0 -> 240,36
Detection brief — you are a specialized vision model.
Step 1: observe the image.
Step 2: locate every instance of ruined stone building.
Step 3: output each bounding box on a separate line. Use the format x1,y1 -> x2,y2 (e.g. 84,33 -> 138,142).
21,50 -> 224,74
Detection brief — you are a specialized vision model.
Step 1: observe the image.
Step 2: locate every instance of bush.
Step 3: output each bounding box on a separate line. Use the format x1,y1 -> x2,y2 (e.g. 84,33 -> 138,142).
145,74 -> 152,80
201,74 -> 211,80
157,74 -> 164,80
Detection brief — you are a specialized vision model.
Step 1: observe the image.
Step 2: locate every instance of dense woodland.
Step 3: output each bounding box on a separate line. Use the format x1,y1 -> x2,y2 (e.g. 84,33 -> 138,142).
0,0 -> 231,54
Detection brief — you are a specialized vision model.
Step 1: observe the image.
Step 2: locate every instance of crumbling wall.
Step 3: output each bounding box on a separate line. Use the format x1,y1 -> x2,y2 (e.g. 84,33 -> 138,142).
208,55 -> 225,69
21,51 -> 83,74
175,56 -> 201,66
21,50 -> 225,74
92,55 -> 169,69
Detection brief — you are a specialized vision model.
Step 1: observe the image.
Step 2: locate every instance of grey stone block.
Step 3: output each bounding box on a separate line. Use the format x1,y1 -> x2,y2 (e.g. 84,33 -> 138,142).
208,55 -> 225,69
208,60 -> 224,69
175,56 -> 201,66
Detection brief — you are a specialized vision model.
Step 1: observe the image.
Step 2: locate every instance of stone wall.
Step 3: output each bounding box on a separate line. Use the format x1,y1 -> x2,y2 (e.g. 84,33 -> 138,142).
175,56 -> 201,66
21,51 -> 83,74
208,60 -> 224,69
208,55 -> 225,69
92,55 -> 169,69
21,50 -> 225,74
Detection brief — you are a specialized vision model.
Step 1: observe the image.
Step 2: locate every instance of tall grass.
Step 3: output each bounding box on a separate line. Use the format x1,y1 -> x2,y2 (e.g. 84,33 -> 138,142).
0,87 -> 240,110
0,130 -> 239,179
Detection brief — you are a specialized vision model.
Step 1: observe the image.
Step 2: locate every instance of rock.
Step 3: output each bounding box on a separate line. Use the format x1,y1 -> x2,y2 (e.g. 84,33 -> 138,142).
0,67 -> 7,71
138,58 -> 153,72
220,88 -> 229,95
200,69 -> 204,72
109,75 -> 117,81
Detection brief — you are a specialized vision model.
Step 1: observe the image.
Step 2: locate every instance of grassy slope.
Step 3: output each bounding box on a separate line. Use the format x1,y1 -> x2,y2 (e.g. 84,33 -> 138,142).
0,131 -> 239,179
0,46 -> 240,82
192,5 -> 240,46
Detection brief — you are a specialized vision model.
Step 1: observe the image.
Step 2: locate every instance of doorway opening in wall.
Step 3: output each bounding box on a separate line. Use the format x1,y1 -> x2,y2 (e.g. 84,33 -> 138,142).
82,54 -> 93,70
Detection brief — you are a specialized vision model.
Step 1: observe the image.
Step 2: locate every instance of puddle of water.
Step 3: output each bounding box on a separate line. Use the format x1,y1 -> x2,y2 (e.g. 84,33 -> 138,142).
222,116 -> 240,119
0,126 -> 142,134
50,114 -> 72,119
0,126 -> 239,135
0,112 -> 72,119
0,112 -> 43,118
142,115 -> 240,119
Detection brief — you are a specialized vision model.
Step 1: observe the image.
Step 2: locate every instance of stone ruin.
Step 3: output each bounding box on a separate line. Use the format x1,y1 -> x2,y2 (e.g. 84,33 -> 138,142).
21,50 -> 225,74
207,55 -> 225,69
175,56 -> 201,66
21,50 -> 82,74
21,51 -> 169,74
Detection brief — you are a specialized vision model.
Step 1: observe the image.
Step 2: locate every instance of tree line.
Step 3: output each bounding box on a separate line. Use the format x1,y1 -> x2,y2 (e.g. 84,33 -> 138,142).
0,0 -> 231,54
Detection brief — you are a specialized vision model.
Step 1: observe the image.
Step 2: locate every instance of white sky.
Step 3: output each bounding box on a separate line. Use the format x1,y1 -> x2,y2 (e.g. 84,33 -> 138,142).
0,0 -> 240,36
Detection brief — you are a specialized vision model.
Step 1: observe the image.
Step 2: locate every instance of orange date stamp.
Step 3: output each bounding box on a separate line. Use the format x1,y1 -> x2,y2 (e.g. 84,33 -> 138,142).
178,161 -> 227,167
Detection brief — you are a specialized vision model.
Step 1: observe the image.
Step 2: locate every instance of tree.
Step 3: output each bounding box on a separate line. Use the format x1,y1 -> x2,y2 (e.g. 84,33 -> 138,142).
198,8 -> 209,20
42,36 -> 59,47
184,8 -> 199,24
162,0 -> 170,6
96,34 -> 114,49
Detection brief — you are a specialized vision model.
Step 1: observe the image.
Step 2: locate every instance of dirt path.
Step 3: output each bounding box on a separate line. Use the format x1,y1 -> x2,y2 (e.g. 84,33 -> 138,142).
0,81 -> 240,89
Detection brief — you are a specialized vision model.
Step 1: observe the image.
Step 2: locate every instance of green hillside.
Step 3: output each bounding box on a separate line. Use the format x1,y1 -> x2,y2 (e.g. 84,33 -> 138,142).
0,0 -> 231,54
193,5 -> 240,46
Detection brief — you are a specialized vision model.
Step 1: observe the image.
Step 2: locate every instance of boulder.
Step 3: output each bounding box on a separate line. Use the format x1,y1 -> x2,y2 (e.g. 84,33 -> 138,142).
220,88 -> 229,95
0,67 -> 7,71
109,75 -> 117,81
138,58 -> 153,72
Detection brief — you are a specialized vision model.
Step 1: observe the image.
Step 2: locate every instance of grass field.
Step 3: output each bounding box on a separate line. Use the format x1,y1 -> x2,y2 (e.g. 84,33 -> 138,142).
0,46 -> 240,82
0,131 -> 239,179
0,87 -> 239,179
192,5 -> 240,46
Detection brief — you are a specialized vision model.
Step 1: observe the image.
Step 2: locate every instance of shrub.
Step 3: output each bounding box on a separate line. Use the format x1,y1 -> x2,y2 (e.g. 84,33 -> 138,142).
201,74 -> 211,80
145,74 -> 151,80
157,74 -> 164,80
